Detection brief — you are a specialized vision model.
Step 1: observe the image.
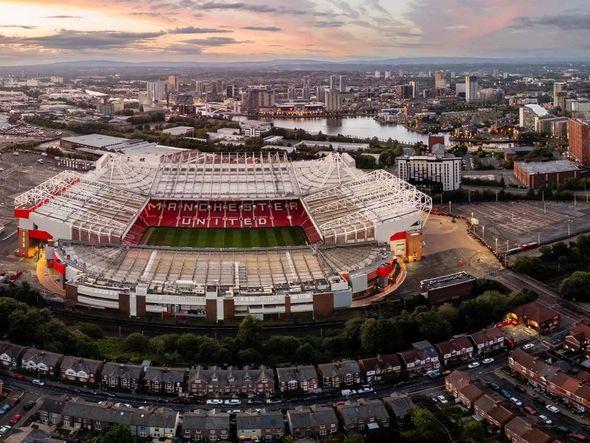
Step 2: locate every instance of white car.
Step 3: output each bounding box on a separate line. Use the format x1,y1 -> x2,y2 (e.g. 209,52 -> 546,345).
482,358 -> 494,364
510,397 -> 522,407
357,386 -> 374,394
223,399 -> 241,406
206,399 -> 223,405
522,343 -> 535,350
0,425 -> 11,436
467,362 -> 480,369
341,389 -> 357,397
538,414 -> 552,425
437,395 -> 449,405
545,404 -> 560,414
31,379 -> 45,386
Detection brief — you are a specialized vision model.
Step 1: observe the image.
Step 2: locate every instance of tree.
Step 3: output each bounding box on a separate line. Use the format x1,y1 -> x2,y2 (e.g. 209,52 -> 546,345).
342,434 -> 364,443
401,407 -> 446,443
100,424 -> 135,443
175,333 -> 200,360
560,271 -> 590,302
459,419 -> 486,443
124,332 -> 150,352
237,315 -> 262,349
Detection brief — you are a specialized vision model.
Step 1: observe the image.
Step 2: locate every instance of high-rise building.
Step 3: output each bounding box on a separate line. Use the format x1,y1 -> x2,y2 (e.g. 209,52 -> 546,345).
553,82 -> 565,107
374,71 -> 381,79
196,80 -> 214,95
302,76 -> 311,100
338,75 -> 346,93
167,75 -> 178,93
395,84 -> 414,100
329,74 -> 337,90
434,71 -> 445,89
397,154 -> 462,192
409,81 -> 418,99
568,119 -> 590,165
324,89 -> 342,112
146,80 -> 167,102
384,71 -> 392,79
287,86 -> 297,101
242,86 -> 275,114
465,75 -> 479,103
225,85 -> 236,98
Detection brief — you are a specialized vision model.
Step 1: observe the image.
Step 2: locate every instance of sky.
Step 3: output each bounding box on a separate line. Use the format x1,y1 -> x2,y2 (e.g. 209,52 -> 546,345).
0,0 -> 588,65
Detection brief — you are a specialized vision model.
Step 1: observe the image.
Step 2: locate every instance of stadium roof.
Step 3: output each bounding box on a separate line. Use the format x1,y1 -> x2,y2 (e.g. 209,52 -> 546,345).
62,134 -> 129,149
524,104 -> 549,117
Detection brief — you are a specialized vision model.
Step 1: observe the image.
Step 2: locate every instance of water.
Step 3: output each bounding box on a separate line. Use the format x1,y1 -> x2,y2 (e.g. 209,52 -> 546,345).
266,116 -> 451,145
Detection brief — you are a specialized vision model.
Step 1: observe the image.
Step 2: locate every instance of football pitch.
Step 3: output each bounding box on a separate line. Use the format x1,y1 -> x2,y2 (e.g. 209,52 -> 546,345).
141,226 -> 309,248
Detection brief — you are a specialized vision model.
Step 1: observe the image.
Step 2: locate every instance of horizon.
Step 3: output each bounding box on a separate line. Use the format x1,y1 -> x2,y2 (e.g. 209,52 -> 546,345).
0,0 -> 589,66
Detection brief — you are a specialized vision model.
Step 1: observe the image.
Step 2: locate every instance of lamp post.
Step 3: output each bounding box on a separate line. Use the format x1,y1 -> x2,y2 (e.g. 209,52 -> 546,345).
495,237 -> 498,254
568,219 -> 571,238
482,225 -> 485,242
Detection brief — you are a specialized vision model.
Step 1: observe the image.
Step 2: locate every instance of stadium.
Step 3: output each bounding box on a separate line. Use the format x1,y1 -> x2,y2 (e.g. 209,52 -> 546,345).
14,150 -> 432,320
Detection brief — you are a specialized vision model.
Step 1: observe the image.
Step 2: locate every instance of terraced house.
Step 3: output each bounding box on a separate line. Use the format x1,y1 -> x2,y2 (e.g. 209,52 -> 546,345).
101,362 -> 143,391
276,365 -> 319,392
187,365 -> 275,398
60,356 -> 104,384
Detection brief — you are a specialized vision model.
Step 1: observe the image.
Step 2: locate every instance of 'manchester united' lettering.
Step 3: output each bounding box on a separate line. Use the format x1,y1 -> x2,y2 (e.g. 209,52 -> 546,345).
141,200 -> 303,229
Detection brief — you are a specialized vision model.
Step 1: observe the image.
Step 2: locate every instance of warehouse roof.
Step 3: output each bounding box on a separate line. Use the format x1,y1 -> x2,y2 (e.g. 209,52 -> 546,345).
515,160 -> 579,174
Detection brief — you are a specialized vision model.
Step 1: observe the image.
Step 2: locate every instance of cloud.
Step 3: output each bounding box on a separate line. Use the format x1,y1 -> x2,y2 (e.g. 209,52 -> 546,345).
513,12 -> 590,30
313,20 -> 345,28
44,15 -> 82,19
24,29 -> 166,50
241,26 -> 281,32
0,25 -> 36,30
199,2 -> 278,13
169,26 -> 232,34
183,36 -> 243,47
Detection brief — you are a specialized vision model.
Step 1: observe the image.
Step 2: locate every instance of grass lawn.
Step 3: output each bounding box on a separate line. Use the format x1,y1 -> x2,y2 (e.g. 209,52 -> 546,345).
141,226 -> 308,248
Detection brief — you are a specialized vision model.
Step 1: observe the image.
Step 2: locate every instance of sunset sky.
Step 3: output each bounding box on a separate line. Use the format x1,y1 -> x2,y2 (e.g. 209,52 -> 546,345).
0,0 -> 588,65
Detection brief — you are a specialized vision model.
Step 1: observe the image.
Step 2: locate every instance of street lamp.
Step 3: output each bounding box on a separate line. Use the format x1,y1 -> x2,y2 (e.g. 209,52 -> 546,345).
495,237 -> 498,254
482,225 -> 485,242
567,219 -> 571,238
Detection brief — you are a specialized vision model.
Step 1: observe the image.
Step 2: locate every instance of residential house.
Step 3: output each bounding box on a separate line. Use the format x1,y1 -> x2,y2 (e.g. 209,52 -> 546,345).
0,341 -> 26,368
508,302 -> 560,334
444,370 -> 486,409
187,365 -> 275,398
20,349 -> 63,376
508,350 -> 559,387
564,321 -> 590,359
337,399 -> 390,432
101,362 -> 143,391
317,360 -> 360,388
182,410 -> 230,442
436,336 -> 474,366
37,397 -> 68,426
276,365 -> 319,393
504,416 -> 556,443
236,411 -> 285,442
358,354 -> 402,382
60,356 -> 104,384
473,394 -> 516,430
60,400 -> 179,439
383,393 -> 415,422
286,406 -> 339,441
469,327 -> 507,355
143,367 -> 186,394
399,340 -> 441,375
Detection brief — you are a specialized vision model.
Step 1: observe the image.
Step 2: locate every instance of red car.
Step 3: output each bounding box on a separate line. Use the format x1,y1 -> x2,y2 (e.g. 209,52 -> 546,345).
523,405 -> 537,415
9,414 -> 21,425
571,434 -> 587,442
12,373 -> 25,381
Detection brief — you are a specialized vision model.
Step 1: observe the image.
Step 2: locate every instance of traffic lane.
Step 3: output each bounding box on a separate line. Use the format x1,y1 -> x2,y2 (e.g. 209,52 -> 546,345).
478,370 -> 588,435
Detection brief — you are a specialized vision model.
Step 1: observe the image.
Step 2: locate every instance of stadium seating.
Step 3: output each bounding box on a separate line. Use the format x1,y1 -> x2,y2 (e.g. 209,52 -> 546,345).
125,199 -> 323,244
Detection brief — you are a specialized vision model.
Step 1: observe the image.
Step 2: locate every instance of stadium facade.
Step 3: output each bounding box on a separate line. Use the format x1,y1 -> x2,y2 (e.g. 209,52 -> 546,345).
15,151 -> 431,320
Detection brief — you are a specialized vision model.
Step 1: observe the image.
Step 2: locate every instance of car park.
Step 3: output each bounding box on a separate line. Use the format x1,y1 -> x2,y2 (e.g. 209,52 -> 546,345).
510,397 -> 522,407
482,358 -> 494,364
467,362 -> 480,369
538,414 -> 551,425
437,395 -> 448,405
546,404 -> 560,414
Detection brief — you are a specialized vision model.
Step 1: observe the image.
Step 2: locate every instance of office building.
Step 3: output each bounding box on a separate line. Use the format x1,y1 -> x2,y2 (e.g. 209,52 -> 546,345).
397,153 -> 462,192
519,104 -> 549,131
568,119 -> 590,165
324,89 -> 342,112
338,75 -> 346,93
302,76 -> 311,100
478,88 -> 504,104
287,86 -> 296,101
329,74 -> 337,90
465,75 -> 479,103
395,84 -> 414,100
553,81 -> 565,107
146,80 -> 167,102
242,87 -> 275,114
167,75 -> 178,93
434,71 -> 445,89
409,81 -> 418,99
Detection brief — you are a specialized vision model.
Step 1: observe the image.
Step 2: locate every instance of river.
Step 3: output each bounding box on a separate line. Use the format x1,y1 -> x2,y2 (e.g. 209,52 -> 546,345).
265,116 -> 451,145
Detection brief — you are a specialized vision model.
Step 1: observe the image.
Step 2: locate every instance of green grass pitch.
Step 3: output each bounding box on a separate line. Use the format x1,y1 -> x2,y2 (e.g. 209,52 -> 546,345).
141,226 -> 309,248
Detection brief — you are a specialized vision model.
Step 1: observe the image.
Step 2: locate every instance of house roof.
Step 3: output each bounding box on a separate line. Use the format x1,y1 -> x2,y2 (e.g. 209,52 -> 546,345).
510,349 -> 559,380
383,393 -> 415,418
338,399 -> 389,425
445,370 -> 472,391
236,412 -> 285,431
505,416 -> 533,437
0,341 -> 26,359
317,360 -> 360,378
21,349 -> 63,367
188,365 -> 274,386
38,397 -> 67,415
436,336 -> 473,355
287,407 -> 337,429
358,354 -> 401,373
144,367 -> 186,384
460,383 -> 486,402
101,362 -> 144,379
183,411 -> 230,431
276,365 -> 318,383
511,302 -> 559,323
60,356 -> 104,373
469,327 -> 505,345
568,322 -> 590,343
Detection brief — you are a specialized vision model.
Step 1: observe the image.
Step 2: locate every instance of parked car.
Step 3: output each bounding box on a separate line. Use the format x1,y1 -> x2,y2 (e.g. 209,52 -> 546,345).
499,389 -> 512,399
205,399 -> 223,405
546,404 -> 560,414
538,414 -> 552,425
482,358 -> 494,364
467,362 -> 480,369
31,379 -> 45,386
9,414 -> 21,425
223,399 -> 241,406
0,404 -> 11,415
522,343 -> 535,350
533,397 -> 546,406
357,385 -> 374,394
12,373 -> 25,381
523,405 -> 537,415
0,425 -> 11,436
437,395 -> 448,405
341,389 -> 357,397
571,433 -> 588,442
23,400 -> 36,411
510,397 -> 522,407
513,385 -> 526,394
486,382 -> 500,390
265,398 -> 282,404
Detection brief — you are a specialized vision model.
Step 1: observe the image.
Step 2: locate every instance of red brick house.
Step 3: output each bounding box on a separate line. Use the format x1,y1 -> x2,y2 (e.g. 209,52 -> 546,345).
435,336 -> 474,365
358,354 -> 402,382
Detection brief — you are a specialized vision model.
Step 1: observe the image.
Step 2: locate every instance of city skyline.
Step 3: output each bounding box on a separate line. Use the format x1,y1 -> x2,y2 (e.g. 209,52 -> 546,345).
0,0 -> 589,65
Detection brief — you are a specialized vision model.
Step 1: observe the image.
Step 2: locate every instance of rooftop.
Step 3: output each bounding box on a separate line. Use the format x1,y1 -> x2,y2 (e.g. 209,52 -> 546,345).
515,160 -> 579,175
